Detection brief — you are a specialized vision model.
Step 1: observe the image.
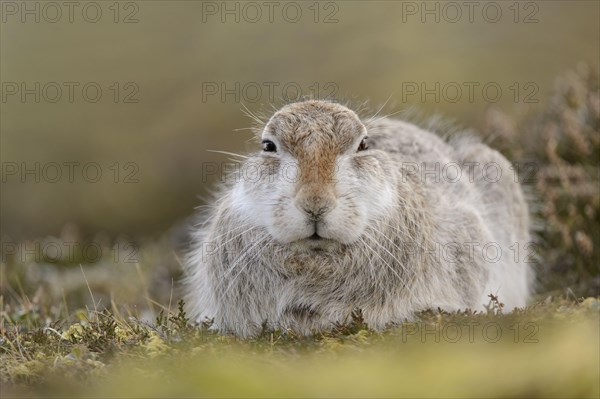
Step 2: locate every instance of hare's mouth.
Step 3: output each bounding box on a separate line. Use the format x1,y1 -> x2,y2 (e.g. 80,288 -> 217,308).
292,233 -> 341,252
307,233 -> 323,241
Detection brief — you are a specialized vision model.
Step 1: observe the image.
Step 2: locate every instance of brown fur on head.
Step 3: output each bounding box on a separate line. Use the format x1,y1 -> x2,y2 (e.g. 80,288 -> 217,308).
263,101 -> 368,224
264,100 -> 365,155
231,100 -> 398,249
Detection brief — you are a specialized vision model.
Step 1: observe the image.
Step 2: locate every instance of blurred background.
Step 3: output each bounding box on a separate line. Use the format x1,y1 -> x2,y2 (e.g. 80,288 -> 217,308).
1,1 -> 599,312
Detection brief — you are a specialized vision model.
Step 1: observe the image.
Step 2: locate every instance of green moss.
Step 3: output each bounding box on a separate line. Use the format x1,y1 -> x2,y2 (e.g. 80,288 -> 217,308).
1,297 -> 599,398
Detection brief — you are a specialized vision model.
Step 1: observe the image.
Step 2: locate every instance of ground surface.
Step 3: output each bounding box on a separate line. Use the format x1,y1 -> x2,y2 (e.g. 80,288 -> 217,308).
1,297 -> 599,398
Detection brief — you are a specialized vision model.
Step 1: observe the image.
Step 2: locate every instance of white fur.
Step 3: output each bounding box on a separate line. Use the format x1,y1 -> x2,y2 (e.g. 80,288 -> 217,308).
184,101 -> 532,337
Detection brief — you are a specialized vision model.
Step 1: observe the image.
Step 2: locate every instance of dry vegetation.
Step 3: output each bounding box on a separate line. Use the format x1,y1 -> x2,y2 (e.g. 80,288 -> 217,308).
484,64 -> 599,295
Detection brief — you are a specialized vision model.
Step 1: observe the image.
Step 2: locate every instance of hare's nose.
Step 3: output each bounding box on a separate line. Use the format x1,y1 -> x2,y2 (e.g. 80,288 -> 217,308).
302,204 -> 331,221
295,187 -> 336,221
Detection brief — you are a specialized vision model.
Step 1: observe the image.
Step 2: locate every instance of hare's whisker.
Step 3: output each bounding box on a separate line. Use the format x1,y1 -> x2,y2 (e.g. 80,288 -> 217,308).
206,150 -> 248,159
240,103 -> 265,125
365,94 -> 393,125
360,232 -> 417,303
221,234 -> 270,296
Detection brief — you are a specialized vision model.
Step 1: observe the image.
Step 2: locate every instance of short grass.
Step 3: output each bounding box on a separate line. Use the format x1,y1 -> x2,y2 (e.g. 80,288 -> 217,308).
1,296 -> 598,398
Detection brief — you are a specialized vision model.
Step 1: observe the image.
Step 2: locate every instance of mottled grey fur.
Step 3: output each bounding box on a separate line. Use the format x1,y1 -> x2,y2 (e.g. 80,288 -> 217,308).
185,100 -> 532,337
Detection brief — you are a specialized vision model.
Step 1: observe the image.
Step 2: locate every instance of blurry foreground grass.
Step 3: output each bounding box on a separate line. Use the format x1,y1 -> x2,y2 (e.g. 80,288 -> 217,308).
1,297 -> 599,398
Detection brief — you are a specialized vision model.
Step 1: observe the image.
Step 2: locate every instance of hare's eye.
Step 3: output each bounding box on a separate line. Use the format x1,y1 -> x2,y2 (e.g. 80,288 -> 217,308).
357,137 -> 368,152
262,140 -> 277,152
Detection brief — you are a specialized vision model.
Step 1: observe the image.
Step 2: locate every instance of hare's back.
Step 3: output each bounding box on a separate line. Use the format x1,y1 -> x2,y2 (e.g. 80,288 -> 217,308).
365,118 -> 455,165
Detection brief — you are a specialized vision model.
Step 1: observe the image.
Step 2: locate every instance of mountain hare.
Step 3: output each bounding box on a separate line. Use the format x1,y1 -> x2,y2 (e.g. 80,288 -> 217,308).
185,100 -> 532,337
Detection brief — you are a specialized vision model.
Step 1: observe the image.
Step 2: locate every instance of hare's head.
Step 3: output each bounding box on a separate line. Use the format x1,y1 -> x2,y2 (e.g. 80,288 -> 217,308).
232,100 -> 397,250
